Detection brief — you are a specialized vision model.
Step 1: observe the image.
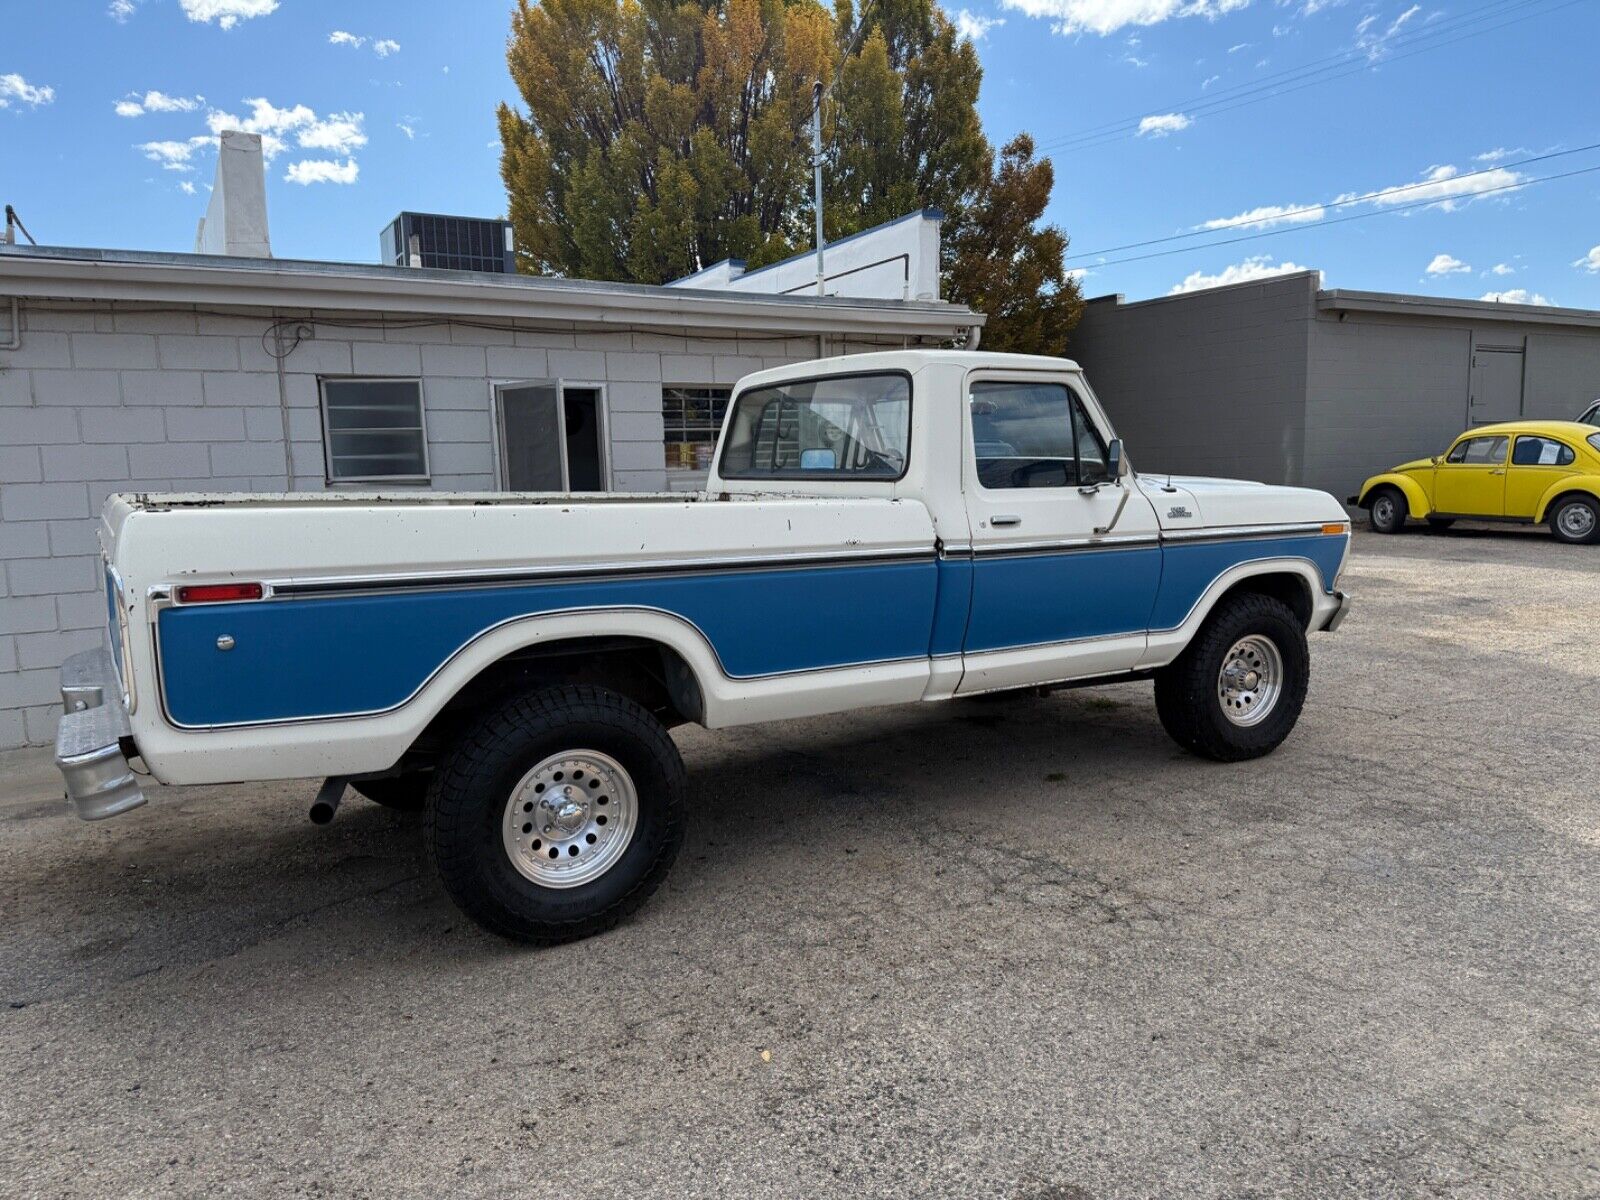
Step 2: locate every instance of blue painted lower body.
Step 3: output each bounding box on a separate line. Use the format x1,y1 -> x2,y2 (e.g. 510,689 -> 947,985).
156,533 -> 1346,727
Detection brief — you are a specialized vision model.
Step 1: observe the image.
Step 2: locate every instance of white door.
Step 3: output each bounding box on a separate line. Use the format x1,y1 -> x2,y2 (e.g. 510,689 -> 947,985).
958,372 -> 1162,693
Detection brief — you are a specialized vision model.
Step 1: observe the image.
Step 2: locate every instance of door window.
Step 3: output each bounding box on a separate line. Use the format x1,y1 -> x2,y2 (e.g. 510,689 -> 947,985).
970,381 -> 1107,489
1445,436 -> 1508,464
1511,436 -> 1575,467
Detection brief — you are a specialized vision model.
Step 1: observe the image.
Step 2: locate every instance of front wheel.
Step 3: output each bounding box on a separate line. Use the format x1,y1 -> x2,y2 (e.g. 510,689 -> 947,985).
424,685 -> 686,944
1549,495 -> 1600,545
1154,594 -> 1310,762
1368,487 -> 1407,534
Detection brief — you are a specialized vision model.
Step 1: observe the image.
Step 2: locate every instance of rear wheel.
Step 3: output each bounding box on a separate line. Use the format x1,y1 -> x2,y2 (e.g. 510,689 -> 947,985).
424,685 -> 686,944
1154,593 -> 1309,762
1368,487 -> 1407,534
1549,495 -> 1600,545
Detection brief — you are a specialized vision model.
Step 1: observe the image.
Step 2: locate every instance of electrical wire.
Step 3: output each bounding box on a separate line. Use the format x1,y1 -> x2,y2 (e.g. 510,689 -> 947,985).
1065,141 -> 1600,261
1033,0 -> 1586,155
1084,162 -> 1600,269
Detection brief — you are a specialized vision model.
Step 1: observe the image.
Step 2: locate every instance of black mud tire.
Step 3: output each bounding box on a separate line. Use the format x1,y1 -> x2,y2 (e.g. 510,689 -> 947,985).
1367,487 -> 1407,534
423,685 -> 686,944
1153,593 -> 1309,763
351,775 -> 429,812
1549,494 -> 1600,545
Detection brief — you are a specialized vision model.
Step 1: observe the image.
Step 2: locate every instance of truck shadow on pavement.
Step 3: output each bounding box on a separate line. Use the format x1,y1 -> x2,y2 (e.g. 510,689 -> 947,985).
3,685 -> 1181,1002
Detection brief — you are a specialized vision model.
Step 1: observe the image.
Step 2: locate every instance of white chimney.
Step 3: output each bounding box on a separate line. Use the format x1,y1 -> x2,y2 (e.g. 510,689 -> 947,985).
194,130 -> 272,257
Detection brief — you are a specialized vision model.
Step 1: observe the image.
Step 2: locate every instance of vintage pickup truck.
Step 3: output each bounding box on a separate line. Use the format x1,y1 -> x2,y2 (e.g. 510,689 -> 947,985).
57,350 -> 1351,942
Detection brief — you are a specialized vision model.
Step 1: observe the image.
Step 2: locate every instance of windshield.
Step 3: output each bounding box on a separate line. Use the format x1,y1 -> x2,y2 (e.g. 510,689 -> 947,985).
719,373 -> 910,480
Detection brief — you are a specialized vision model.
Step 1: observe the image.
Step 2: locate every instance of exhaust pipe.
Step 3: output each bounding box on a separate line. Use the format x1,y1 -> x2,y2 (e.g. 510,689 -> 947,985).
309,777 -> 348,825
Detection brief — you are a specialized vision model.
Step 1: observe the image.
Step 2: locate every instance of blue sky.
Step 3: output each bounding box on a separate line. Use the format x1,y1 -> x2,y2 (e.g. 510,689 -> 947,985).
3,0 -> 1597,307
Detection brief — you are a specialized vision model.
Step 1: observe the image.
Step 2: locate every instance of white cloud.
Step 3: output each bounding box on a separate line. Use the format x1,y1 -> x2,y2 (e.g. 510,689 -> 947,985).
1356,4 -> 1419,60
397,122 -> 415,140
1124,52 -> 1150,66
1170,255 -> 1313,294
1227,40 -> 1249,51
136,136 -> 213,171
996,0 -> 1250,37
1137,112 -> 1191,137
285,158 -> 359,186
1480,289 -> 1553,306
330,29 -> 401,56
0,73 -> 55,108
1201,73 -> 1221,87
115,90 -> 204,117
1350,163 -> 1525,213
179,180 -> 197,194
1425,253 -> 1470,276
1487,263 -> 1514,277
205,98 -> 366,160
954,5 -> 1004,37
1573,245 -> 1600,274
1475,147 -> 1528,163
1199,201 -> 1324,231
108,0 -> 138,20
179,0 -> 278,29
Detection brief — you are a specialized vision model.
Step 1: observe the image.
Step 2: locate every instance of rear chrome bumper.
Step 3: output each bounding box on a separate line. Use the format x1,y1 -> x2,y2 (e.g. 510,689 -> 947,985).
1323,590 -> 1352,633
55,647 -> 146,821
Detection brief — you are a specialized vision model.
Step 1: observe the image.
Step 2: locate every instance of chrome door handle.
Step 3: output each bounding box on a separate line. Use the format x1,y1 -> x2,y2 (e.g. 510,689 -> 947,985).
991,514 -> 1022,527
1489,469 -> 1505,475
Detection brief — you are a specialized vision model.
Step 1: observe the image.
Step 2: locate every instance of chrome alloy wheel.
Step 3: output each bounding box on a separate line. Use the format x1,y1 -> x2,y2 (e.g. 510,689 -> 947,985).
1557,501 -> 1596,540
1217,635 -> 1284,727
501,750 -> 639,889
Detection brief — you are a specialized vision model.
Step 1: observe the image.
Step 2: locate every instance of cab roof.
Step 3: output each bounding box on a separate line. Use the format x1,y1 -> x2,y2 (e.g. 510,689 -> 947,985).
1455,420 -> 1600,440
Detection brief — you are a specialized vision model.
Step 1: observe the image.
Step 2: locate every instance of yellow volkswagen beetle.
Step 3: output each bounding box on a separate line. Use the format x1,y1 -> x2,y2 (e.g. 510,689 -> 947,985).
1351,421 -> 1600,545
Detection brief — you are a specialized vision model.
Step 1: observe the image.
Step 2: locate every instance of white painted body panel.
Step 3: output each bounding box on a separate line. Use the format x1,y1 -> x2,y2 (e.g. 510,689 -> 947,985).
96,349 -> 1351,788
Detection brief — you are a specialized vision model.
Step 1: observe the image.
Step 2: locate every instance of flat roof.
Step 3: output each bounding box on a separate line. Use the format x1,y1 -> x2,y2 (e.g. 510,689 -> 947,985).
0,243 -> 981,339
1316,287 -> 1600,328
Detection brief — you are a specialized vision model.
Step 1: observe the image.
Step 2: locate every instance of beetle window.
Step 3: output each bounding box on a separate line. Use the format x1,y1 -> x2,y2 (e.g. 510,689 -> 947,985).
719,373 -> 909,480
1511,436 -> 1575,466
970,380 -> 1107,489
1446,436 -> 1508,465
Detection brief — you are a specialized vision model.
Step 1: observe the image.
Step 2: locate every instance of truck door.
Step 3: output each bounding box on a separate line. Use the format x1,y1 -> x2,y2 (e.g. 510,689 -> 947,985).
957,372 -> 1163,694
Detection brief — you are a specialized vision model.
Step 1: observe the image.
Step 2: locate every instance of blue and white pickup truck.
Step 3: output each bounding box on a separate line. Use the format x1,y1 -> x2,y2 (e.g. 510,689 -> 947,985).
57,350 -> 1351,942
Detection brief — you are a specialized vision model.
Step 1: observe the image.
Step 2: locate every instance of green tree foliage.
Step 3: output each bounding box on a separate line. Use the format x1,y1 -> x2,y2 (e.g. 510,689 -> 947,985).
499,0 -> 1083,352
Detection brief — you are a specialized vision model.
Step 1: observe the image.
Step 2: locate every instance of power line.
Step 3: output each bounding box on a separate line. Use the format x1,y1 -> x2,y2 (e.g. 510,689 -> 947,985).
1065,141 -> 1600,260
1033,0 -> 1584,155
1083,163 -> 1600,269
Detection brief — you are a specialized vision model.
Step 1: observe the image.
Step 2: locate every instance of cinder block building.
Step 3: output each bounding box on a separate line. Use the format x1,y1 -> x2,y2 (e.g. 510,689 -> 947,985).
1071,271 -> 1600,499
0,142 -> 979,749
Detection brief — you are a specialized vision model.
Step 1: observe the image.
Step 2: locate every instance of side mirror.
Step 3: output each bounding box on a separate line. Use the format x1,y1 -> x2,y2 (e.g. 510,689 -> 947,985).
1106,438 -> 1124,481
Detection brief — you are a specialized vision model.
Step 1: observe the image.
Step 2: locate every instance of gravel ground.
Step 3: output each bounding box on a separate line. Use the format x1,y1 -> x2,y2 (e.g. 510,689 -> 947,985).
1,526 -> 1595,1199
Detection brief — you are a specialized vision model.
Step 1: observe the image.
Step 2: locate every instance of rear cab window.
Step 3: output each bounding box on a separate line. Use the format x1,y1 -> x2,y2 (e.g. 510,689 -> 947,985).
718,372 -> 910,480
1511,436 -> 1576,466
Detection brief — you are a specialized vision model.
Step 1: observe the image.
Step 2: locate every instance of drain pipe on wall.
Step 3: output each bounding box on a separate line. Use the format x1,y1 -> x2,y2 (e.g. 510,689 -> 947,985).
1,298 -> 20,352
965,323 -> 981,351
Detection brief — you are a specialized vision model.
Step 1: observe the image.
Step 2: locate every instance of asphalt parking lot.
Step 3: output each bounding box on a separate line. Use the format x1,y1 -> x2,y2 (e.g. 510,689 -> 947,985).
1,526 -> 1596,1199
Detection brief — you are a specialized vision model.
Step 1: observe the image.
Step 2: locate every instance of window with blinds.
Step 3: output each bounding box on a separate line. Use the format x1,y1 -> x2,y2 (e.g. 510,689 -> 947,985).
320,378 -> 430,483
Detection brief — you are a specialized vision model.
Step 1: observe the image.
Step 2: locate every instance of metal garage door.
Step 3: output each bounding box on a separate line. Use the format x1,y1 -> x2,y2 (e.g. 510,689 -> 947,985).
1469,338 -> 1525,425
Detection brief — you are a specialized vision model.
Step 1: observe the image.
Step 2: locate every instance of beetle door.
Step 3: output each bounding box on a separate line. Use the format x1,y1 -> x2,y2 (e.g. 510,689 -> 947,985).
1505,434 -> 1579,518
1433,434 -> 1509,516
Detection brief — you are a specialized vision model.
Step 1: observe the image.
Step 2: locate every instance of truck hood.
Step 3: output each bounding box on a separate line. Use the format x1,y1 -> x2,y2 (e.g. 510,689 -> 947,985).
1135,474 -> 1347,532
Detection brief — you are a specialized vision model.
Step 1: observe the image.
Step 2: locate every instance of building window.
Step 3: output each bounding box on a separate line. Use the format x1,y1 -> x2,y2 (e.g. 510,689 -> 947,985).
320,378 -> 430,483
663,386 -> 732,475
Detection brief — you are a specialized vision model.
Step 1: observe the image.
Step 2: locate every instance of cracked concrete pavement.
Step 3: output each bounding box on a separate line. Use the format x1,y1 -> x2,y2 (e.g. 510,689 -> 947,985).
1,527 -> 1596,1198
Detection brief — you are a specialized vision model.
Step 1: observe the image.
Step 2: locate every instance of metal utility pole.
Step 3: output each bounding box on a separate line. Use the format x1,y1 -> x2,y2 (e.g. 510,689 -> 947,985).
811,80 -> 825,297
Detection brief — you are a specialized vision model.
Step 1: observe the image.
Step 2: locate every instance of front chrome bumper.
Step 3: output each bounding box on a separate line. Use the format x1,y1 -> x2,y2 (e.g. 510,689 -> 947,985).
55,647 -> 146,821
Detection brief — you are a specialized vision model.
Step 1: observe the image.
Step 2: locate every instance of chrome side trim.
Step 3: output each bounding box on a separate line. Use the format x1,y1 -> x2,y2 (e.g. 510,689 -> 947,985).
263,544 -> 937,598
1159,522 -> 1336,543
971,535 -> 1160,557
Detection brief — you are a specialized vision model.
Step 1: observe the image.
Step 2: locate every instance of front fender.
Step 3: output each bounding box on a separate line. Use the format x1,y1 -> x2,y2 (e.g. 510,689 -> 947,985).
1534,475 -> 1600,522
1355,473 -> 1432,518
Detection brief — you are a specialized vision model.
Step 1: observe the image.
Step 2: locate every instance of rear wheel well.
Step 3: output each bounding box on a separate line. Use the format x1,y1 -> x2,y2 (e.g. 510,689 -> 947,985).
396,637 -> 704,772
1545,489 -> 1598,520
1213,571 -> 1314,629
